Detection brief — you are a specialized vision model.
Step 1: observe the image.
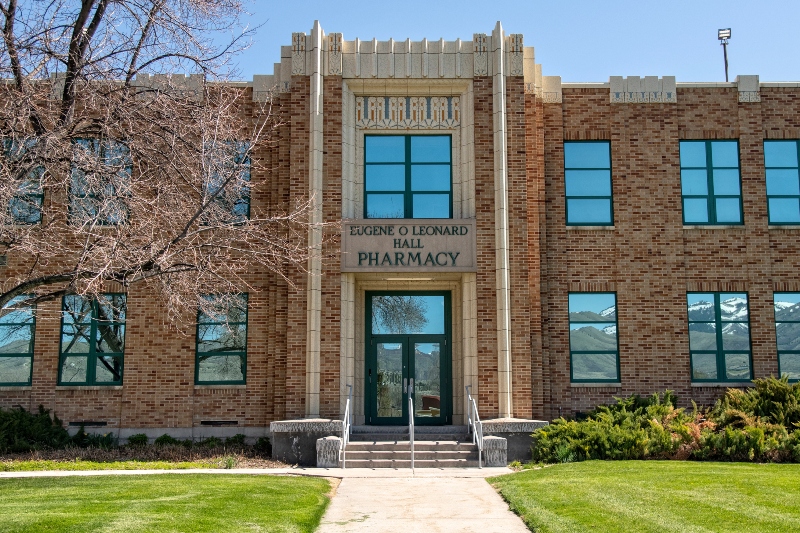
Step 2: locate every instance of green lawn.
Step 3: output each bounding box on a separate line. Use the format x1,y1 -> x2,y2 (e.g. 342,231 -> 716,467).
0,474 -> 331,533
1,459 -> 216,471
491,461 -> 800,533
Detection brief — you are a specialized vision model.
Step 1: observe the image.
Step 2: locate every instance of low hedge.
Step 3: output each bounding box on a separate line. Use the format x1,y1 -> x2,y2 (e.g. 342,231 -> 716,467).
532,376 -> 800,463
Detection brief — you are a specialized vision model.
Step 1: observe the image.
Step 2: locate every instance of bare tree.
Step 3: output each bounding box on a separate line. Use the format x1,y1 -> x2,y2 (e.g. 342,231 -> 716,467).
0,1 -> 317,321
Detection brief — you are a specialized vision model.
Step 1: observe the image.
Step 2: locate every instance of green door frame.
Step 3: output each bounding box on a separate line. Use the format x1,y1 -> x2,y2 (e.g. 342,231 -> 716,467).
365,291 -> 452,426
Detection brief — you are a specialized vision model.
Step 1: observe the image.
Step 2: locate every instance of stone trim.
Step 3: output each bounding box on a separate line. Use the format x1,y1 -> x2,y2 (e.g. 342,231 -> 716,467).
610,76 -> 677,104
355,96 -> 460,129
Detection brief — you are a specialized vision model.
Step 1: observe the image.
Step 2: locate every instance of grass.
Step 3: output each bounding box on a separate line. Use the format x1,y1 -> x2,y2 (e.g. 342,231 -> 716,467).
0,474 -> 331,533
1,459 -> 216,471
490,461 -> 800,533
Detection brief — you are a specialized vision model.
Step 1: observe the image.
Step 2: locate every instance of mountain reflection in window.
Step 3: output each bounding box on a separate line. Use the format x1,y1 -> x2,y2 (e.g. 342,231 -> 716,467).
775,293 -> 800,381
569,293 -> 618,382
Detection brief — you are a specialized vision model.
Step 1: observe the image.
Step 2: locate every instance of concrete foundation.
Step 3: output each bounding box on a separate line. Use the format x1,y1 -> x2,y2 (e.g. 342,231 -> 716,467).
482,418 -> 548,462
270,419 -> 342,466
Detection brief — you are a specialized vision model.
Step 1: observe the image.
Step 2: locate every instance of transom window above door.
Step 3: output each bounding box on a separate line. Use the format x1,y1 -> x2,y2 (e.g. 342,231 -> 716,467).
364,135 -> 452,219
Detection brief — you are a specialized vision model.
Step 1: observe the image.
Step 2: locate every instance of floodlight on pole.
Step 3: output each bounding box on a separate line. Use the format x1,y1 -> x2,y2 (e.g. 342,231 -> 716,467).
718,28 -> 731,82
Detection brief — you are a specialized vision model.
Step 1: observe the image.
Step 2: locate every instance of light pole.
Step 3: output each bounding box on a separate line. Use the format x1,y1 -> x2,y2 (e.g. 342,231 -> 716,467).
718,28 -> 731,82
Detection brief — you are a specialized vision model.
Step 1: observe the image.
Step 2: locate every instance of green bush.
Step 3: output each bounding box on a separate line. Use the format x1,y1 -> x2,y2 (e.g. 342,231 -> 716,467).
254,436 -> 272,457
154,434 -> 181,446
0,406 -> 71,453
532,377 -> 800,464
126,434 -> 148,446
198,436 -> 223,448
225,434 -> 246,447
71,427 -> 116,449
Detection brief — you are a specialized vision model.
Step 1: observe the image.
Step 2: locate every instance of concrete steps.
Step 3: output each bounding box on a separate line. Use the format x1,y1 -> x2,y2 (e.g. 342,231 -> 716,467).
342,426 -> 480,468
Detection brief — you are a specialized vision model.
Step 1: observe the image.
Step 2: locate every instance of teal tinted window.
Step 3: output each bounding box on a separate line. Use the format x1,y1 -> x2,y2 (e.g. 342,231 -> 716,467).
204,141 -> 251,223
71,139 -> 131,225
0,296 -> 35,385
680,140 -> 742,225
564,142 -> 613,225
568,293 -> 619,382
3,140 -> 43,225
371,295 -> 445,335
687,293 -> 751,382
775,293 -> 800,382
196,294 -> 248,384
59,294 -> 126,385
764,140 -> 800,224
364,135 -> 451,219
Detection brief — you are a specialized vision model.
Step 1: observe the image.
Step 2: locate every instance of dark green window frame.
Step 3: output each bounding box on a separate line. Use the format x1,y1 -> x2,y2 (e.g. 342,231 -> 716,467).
564,141 -> 614,226
0,295 -> 35,386
58,294 -> 126,386
195,294 -> 248,385
3,139 -> 43,225
680,140 -> 743,225
764,140 -> 800,225
774,292 -> 800,382
70,138 -> 131,226
688,292 -> 752,383
203,141 -> 251,223
568,292 -> 620,383
364,134 -> 452,219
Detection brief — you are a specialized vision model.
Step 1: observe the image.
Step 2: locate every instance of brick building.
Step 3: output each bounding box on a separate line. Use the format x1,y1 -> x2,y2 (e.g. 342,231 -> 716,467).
2,22 -> 800,460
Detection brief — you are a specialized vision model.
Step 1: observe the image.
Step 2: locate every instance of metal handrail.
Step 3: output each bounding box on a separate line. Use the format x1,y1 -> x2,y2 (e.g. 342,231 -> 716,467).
465,385 -> 483,468
341,384 -> 352,469
408,394 -> 415,471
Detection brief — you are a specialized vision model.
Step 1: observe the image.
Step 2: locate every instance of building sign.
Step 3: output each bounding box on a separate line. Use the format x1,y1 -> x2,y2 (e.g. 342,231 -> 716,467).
341,219 -> 476,272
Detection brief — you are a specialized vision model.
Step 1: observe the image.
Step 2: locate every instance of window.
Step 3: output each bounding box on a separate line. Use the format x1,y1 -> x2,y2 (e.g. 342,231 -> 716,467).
364,135 -> 451,219
568,293 -> 619,382
59,294 -> 126,385
0,296 -> 35,385
774,293 -> 800,382
680,140 -> 742,224
204,141 -> 251,223
196,294 -> 248,384
564,141 -> 613,225
3,139 -> 43,224
687,293 -> 751,382
70,138 -> 131,225
764,140 -> 800,224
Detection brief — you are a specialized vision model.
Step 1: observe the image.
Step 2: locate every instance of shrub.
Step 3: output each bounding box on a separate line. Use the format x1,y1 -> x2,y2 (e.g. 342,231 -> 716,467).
71,427 -> 116,449
154,434 -> 181,446
126,434 -> 148,446
254,436 -> 272,457
0,406 -> 71,453
198,436 -> 222,448
225,434 -> 246,447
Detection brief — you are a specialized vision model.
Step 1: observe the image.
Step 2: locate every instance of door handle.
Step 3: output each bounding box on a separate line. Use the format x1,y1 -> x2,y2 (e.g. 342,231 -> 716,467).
403,378 -> 407,393
409,378 -> 414,394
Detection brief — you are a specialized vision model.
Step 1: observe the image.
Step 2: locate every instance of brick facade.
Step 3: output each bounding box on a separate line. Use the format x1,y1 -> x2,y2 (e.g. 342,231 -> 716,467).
2,29 -> 800,434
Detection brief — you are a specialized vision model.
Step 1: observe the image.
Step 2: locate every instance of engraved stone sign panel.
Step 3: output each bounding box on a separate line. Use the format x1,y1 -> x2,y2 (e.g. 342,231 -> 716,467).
341,219 -> 476,272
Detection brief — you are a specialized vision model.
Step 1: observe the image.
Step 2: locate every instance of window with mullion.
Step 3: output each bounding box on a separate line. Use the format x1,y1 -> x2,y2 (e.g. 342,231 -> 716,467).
196,294 -> 248,384
0,296 -> 35,386
204,141 -> 251,223
680,140 -> 742,225
568,292 -> 619,382
774,292 -> 800,382
564,141 -> 613,225
70,138 -> 131,226
3,139 -> 44,225
687,292 -> 751,382
59,294 -> 126,385
364,135 -> 451,219
764,140 -> 800,224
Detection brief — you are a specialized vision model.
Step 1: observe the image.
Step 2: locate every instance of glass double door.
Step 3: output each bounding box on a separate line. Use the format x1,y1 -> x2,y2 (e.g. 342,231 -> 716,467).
366,292 -> 451,425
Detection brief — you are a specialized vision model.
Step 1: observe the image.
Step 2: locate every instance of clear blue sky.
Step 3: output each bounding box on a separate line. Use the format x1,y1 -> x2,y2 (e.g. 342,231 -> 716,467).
230,0 -> 798,82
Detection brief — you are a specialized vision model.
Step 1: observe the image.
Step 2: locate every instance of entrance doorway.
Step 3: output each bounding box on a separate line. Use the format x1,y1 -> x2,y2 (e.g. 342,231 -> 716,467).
365,291 -> 451,425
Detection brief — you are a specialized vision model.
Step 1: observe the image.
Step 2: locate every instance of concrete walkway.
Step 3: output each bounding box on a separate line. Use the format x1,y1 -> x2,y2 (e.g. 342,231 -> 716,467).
315,468 -> 530,533
0,466 -> 530,532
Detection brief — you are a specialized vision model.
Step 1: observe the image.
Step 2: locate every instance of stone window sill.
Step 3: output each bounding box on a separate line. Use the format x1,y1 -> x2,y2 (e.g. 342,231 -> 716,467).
55,386 -> 123,391
0,386 -> 32,392
683,225 -> 744,230
769,225 -> 800,230
691,382 -> 753,388
194,385 -> 247,390
566,225 -> 615,231
571,382 -> 621,388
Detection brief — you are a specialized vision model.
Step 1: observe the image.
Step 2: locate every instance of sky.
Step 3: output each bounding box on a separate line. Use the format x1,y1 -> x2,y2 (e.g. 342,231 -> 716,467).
228,0 -> 799,83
